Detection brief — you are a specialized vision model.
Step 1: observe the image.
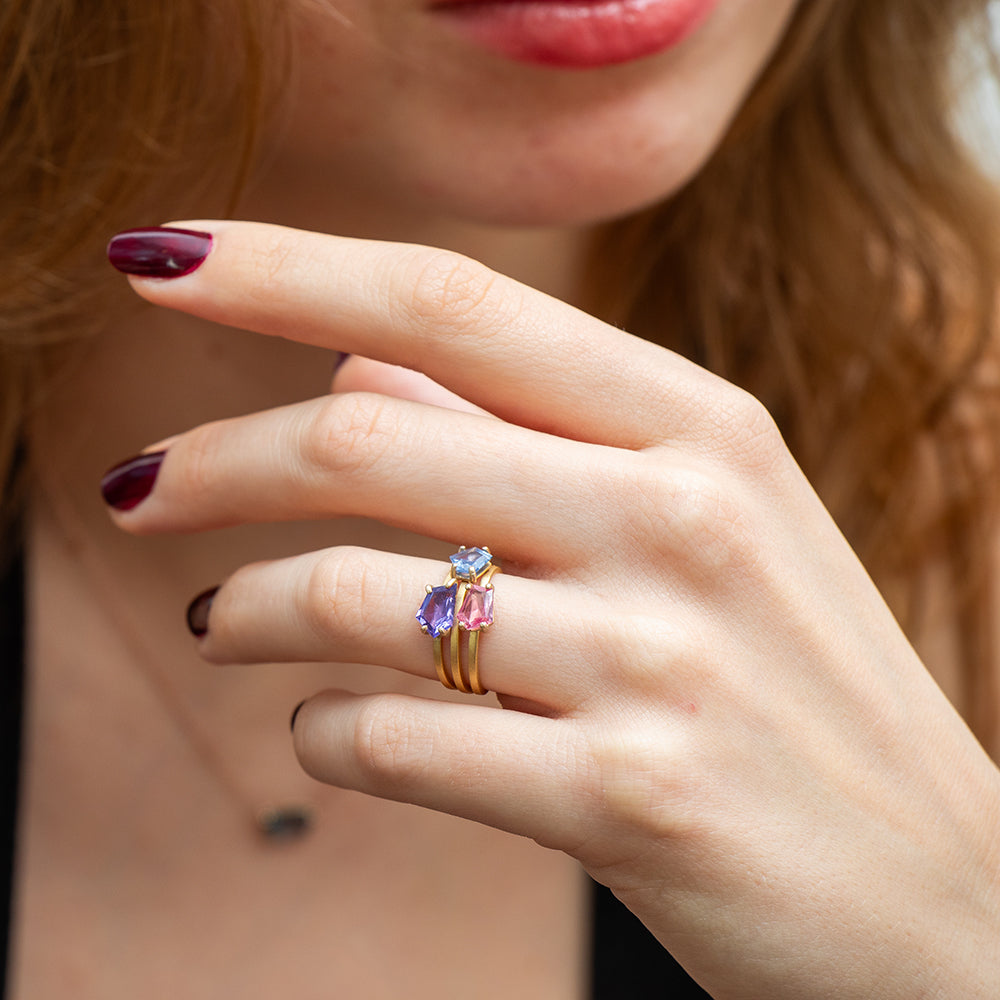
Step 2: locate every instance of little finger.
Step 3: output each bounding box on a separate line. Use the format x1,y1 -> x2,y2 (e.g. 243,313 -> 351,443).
292,688 -> 592,853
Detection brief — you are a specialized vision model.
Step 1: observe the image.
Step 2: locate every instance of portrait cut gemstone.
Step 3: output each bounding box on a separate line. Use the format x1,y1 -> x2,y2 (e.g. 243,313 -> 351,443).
458,584 -> 494,630
449,546 -> 492,581
416,584 -> 456,638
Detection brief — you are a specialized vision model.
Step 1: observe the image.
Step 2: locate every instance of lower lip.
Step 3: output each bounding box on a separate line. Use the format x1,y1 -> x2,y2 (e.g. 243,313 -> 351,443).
432,0 -> 717,70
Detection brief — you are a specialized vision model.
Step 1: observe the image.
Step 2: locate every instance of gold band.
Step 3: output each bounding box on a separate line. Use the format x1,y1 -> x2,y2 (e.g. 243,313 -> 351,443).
433,631 -> 456,690
418,547 -> 499,696
450,580 -> 471,693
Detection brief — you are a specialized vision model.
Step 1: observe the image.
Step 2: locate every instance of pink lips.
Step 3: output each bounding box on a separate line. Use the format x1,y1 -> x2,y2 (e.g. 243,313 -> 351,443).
431,0 -> 717,69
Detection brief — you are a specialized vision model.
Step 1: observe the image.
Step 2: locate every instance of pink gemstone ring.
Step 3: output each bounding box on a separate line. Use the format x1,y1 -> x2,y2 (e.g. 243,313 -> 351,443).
417,547 -> 500,695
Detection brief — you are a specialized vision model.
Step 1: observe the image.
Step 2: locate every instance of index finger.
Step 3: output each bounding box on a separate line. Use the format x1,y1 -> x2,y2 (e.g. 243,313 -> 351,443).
110,221 -> 737,450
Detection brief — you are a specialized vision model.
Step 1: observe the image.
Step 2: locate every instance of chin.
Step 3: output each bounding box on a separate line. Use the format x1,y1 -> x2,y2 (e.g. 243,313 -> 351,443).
400,126 -> 725,230
439,163 -> 707,229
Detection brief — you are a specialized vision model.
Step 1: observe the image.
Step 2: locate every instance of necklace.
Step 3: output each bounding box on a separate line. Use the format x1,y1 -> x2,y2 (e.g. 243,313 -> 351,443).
37,481 -> 315,844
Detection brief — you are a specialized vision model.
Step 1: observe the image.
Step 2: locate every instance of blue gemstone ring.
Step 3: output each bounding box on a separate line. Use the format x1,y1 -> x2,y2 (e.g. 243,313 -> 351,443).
417,546 -> 499,695
448,546 -> 494,582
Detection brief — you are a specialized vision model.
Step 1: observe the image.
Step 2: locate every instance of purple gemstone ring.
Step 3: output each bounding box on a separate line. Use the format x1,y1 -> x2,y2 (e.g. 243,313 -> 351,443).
417,547 -> 500,695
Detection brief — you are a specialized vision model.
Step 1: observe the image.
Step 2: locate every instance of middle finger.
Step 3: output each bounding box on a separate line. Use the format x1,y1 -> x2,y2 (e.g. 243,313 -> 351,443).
109,391 -> 636,569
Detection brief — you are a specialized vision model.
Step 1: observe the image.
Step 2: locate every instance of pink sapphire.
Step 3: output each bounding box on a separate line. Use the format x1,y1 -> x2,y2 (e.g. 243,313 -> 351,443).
458,584 -> 493,630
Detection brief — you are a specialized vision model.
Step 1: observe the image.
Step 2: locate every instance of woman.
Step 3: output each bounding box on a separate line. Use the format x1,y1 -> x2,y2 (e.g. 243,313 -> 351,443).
3,0 -> 999,996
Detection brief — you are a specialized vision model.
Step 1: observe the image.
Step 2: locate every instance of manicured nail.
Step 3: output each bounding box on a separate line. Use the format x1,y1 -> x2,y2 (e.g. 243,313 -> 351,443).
107,226 -> 213,278
290,700 -> 307,732
186,586 -> 219,638
100,450 -> 165,510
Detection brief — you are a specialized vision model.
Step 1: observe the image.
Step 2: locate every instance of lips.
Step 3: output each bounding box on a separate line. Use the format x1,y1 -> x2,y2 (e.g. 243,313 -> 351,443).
430,0 -> 717,70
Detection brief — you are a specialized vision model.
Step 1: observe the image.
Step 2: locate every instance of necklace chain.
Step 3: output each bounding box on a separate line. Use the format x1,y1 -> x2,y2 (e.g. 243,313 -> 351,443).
37,481 -> 314,843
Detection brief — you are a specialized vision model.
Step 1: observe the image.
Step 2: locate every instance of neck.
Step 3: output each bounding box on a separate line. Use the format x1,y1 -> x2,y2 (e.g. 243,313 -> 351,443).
25,184 -> 595,844
238,161 -> 594,307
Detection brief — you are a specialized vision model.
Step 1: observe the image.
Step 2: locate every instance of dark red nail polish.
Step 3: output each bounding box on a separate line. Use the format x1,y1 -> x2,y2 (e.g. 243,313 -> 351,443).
186,586 -> 219,638
100,450 -> 165,510
290,700 -> 307,732
107,227 -> 213,278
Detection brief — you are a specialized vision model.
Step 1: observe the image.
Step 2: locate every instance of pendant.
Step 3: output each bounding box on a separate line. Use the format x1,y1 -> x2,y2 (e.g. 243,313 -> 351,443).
256,805 -> 314,842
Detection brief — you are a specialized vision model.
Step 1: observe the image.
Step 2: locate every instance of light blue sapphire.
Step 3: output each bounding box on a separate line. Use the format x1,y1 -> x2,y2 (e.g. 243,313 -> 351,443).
416,584 -> 456,638
448,546 -> 492,581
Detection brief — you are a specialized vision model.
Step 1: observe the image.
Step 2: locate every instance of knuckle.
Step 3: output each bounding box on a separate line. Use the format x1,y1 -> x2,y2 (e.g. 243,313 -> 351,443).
397,247 -> 515,342
302,547 -> 381,647
301,392 -> 394,479
629,461 -> 765,580
352,696 -> 435,792
578,613 -> 653,694
589,613 -> 696,696
589,729 -> 699,842
708,385 -> 786,474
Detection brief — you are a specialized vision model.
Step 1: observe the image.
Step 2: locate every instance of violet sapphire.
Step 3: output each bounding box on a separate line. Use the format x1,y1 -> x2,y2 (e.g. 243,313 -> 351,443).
416,584 -> 457,638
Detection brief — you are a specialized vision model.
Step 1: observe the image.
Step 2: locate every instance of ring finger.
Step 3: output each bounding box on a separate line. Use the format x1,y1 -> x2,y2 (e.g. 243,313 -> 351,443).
195,546 -> 611,707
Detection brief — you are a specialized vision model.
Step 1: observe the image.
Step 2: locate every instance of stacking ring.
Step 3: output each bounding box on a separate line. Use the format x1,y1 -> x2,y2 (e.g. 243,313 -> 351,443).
416,546 -> 500,695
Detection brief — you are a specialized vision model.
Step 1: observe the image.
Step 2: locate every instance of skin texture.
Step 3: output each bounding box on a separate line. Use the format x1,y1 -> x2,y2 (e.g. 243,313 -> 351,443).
106,222 -> 1000,998
250,0 -> 800,232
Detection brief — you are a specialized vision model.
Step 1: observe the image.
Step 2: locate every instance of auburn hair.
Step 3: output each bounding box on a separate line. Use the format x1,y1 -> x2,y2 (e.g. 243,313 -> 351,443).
3,0 -> 999,746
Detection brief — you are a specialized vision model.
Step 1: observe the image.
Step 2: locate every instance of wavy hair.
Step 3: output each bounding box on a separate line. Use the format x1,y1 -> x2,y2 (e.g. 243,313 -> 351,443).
595,0 -> 1000,749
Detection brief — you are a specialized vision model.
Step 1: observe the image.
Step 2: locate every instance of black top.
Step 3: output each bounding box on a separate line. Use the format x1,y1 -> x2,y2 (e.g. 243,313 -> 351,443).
0,536 -> 708,998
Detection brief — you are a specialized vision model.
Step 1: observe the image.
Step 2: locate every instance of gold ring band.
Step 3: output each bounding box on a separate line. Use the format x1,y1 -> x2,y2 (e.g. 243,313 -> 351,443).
416,547 -> 499,696
450,580 -> 471,693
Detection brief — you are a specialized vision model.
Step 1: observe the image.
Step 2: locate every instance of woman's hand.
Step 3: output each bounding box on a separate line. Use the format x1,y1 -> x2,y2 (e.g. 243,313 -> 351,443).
106,222 -> 1000,999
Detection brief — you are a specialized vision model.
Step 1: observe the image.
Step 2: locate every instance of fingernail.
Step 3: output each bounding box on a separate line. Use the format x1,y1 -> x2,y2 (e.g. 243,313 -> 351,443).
107,226 -> 213,278
290,700 -> 307,732
186,586 -> 219,638
100,450 -> 165,510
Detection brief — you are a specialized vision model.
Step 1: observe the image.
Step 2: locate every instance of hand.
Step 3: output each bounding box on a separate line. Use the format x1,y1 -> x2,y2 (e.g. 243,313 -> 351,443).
108,222 -> 1000,999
